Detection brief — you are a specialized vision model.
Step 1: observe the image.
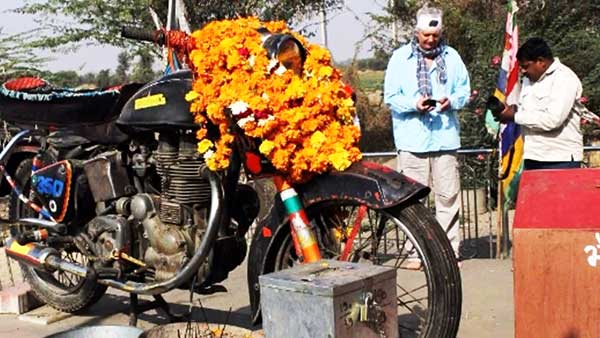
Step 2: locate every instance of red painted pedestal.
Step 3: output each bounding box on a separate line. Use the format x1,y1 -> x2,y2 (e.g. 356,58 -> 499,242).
513,168 -> 600,338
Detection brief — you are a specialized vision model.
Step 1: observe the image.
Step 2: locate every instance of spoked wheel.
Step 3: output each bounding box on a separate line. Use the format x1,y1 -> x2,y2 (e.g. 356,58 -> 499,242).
12,159 -> 106,312
273,200 -> 461,338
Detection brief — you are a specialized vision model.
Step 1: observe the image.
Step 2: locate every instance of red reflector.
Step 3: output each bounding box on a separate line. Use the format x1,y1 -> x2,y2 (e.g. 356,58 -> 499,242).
262,227 -> 272,238
246,152 -> 262,175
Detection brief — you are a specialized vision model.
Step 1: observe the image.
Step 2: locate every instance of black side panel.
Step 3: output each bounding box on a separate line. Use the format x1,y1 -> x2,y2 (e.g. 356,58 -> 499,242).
246,160 -> 430,323
117,70 -> 196,130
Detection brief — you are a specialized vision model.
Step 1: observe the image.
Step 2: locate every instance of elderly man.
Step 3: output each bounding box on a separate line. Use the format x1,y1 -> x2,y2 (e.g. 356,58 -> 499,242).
384,6 -> 471,265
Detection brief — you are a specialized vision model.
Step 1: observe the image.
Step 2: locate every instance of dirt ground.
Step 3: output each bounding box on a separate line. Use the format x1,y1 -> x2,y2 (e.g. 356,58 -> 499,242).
0,254 -> 514,338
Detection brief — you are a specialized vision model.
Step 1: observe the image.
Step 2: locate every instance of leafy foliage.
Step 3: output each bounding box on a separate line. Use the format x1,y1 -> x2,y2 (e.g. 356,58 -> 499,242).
130,50 -> 157,83
0,29 -> 50,81
365,0 -> 600,148
114,51 -> 131,83
13,0 -> 344,53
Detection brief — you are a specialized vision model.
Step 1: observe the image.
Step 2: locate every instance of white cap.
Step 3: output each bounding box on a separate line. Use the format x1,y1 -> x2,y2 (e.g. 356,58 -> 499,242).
416,7 -> 443,32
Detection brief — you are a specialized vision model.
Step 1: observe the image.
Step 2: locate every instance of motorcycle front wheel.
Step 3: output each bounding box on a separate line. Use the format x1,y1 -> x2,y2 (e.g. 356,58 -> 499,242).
272,200 -> 461,338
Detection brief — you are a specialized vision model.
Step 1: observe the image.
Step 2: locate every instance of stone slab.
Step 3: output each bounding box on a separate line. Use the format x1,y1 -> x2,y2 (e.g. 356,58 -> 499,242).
18,304 -> 72,325
0,283 -> 43,314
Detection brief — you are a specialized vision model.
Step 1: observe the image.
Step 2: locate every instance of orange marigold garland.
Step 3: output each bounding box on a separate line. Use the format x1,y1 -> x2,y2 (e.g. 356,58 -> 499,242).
184,17 -> 362,182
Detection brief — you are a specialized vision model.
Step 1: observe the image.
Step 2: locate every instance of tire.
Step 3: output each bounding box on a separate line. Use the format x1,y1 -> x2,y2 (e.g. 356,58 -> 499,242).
272,200 -> 461,338
12,159 -> 107,313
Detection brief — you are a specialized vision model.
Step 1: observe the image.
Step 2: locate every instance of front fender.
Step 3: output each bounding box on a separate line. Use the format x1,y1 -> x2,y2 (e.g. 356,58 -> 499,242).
247,160 -> 429,324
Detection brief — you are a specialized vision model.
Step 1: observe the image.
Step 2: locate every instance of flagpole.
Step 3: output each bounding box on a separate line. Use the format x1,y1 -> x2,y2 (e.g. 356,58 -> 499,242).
320,4 -> 328,48
492,0 -> 520,258
496,159 -> 504,258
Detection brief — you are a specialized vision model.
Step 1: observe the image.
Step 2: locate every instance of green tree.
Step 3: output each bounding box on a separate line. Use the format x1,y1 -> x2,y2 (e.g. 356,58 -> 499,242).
80,72 -> 97,86
46,70 -> 80,87
114,51 -> 131,84
14,0 -> 345,52
95,69 -> 112,88
0,29 -> 49,80
130,50 -> 156,83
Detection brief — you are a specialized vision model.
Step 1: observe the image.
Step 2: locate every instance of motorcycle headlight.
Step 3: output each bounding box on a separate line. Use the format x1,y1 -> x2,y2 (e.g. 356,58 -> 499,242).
262,33 -> 306,75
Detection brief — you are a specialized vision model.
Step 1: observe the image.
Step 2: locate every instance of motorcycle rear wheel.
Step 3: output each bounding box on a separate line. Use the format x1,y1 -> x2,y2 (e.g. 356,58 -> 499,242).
12,159 -> 107,313
273,200 -> 461,338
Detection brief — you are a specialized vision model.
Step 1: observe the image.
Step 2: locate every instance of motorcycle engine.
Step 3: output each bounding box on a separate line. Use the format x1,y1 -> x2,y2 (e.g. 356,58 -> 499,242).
154,132 -> 211,224
125,131 -> 212,282
85,131 -> 248,286
149,131 -> 248,286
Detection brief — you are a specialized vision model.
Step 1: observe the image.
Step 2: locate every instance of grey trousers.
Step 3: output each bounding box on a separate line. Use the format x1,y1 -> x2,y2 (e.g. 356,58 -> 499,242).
397,151 -> 461,257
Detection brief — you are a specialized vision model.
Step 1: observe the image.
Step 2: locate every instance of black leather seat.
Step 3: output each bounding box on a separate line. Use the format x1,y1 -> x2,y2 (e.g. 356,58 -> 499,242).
0,82 -> 143,128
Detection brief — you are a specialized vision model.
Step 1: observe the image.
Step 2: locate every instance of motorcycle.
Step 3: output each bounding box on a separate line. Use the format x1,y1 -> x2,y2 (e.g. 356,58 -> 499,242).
0,7 -> 461,338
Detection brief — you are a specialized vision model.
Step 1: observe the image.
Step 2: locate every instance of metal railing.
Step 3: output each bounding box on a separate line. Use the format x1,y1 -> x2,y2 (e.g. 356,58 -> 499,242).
363,149 -> 498,260
364,146 -> 600,260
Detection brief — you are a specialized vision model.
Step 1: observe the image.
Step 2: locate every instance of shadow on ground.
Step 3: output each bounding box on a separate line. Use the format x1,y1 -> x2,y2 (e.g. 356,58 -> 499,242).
66,292 -> 257,332
460,236 -> 513,259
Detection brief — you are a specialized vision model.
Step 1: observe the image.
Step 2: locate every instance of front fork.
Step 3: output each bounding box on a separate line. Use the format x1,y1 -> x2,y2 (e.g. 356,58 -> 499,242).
273,176 -> 322,263
274,176 -> 370,263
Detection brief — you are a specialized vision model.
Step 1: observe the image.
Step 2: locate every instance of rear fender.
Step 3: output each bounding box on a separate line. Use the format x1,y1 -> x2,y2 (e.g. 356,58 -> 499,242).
247,160 -> 429,323
0,145 -> 39,195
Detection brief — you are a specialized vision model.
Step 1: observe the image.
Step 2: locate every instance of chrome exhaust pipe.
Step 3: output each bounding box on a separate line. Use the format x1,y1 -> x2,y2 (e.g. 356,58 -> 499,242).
4,237 -> 90,278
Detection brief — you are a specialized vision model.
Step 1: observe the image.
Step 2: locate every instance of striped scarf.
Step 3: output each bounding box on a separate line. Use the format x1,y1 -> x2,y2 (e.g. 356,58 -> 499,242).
411,38 -> 447,97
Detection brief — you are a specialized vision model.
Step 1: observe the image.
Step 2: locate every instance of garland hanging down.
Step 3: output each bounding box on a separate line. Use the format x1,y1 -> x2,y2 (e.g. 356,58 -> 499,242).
181,17 -> 362,183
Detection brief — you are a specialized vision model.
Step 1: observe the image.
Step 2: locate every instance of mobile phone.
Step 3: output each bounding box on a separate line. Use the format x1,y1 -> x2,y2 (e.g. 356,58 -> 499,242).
485,96 -> 505,116
423,99 -> 438,107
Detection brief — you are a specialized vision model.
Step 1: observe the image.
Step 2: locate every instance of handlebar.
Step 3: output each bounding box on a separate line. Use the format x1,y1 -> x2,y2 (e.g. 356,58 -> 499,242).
121,26 -> 166,45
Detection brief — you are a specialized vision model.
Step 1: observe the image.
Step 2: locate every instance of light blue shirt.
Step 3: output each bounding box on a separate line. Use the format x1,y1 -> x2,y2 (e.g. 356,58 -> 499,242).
384,43 -> 471,153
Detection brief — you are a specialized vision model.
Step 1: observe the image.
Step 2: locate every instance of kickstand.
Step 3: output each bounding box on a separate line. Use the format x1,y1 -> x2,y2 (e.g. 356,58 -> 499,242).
128,293 -> 187,326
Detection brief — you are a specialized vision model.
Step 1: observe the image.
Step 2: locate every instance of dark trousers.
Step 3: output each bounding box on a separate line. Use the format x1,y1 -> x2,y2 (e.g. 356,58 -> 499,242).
523,159 -> 581,170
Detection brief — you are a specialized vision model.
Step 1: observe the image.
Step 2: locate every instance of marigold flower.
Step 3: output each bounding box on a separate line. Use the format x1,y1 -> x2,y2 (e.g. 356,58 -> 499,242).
318,66 -> 334,79
259,140 -> 275,155
309,131 -> 326,149
198,139 -> 214,154
184,17 -> 362,182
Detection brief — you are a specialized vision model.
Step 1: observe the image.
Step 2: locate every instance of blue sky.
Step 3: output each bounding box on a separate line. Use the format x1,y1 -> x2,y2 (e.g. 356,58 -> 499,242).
0,0 -> 385,73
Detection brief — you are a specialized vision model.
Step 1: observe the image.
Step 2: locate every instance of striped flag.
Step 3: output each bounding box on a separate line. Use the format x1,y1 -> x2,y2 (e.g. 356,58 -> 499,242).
486,0 -> 522,206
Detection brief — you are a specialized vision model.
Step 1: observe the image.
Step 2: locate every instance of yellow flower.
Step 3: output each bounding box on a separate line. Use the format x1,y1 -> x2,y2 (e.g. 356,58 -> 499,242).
197,139 -> 213,153
206,102 -> 221,119
330,150 -> 352,171
259,140 -> 275,155
318,66 -> 333,79
309,131 -> 326,149
185,90 -> 200,102
284,78 -> 306,99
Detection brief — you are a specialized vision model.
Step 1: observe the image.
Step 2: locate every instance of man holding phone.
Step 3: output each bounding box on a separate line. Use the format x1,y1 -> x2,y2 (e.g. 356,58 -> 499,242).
384,6 -> 471,266
492,37 -> 583,170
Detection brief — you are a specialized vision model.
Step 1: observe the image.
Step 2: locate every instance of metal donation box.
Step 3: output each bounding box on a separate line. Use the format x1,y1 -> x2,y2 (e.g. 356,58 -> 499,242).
513,168 -> 600,338
259,260 -> 398,338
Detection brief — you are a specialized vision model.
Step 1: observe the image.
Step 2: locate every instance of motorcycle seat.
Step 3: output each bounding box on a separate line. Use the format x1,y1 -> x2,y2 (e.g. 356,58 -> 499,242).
0,77 -> 143,128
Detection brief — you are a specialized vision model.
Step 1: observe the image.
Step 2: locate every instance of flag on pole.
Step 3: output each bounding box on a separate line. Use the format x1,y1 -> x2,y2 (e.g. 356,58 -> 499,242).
485,0 -> 522,207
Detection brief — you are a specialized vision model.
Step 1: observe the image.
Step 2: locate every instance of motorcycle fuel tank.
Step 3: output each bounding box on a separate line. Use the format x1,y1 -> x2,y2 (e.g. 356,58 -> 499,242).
117,70 -> 197,130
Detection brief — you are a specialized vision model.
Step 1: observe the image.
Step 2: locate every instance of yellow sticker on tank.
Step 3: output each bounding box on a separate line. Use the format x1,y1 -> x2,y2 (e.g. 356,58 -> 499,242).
134,93 -> 167,110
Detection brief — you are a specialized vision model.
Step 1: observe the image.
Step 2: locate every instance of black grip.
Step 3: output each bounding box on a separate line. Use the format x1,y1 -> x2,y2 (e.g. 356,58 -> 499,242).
121,26 -> 165,45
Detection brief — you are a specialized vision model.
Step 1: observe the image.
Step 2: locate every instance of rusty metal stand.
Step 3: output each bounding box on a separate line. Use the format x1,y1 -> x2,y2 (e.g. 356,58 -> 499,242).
128,293 -> 186,326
